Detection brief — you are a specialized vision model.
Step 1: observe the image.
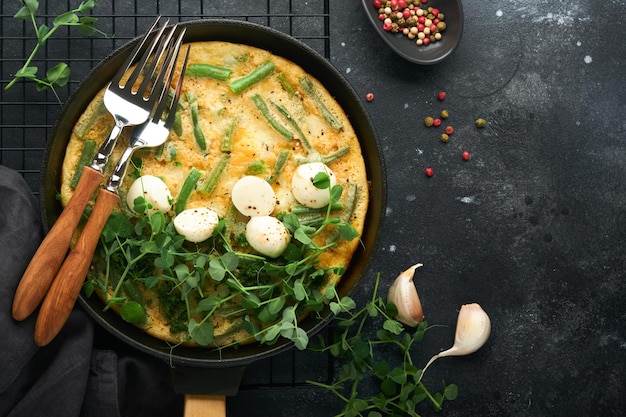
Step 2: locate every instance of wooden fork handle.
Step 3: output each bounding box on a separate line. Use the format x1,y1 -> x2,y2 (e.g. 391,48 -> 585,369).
34,188 -> 119,347
12,166 -> 104,321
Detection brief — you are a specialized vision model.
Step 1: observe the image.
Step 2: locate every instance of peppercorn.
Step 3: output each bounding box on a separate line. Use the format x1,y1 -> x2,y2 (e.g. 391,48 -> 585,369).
424,116 -> 434,127
462,151 -> 471,161
440,109 -> 449,119
475,118 -> 487,128
445,125 -> 454,135
433,118 -> 441,127
365,92 -> 374,102
440,133 -> 449,142
437,91 -> 446,101
424,167 -> 434,177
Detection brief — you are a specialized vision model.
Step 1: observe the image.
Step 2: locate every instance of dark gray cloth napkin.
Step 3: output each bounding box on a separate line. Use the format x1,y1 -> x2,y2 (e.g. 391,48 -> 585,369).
0,165 -> 182,417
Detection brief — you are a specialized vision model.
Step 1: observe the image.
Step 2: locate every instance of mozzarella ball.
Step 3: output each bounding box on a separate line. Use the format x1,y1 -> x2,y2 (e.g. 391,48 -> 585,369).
231,175 -> 276,217
173,207 -> 220,243
291,162 -> 337,209
126,175 -> 173,214
245,216 -> 290,258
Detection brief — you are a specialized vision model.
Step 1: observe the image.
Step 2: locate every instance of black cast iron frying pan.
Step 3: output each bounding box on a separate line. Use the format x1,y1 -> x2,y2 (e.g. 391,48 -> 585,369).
41,19 -> 387,415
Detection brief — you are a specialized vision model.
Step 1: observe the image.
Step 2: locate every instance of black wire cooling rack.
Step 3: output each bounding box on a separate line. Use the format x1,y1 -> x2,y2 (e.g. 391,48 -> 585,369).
0,0 -> 331,195
0,0 -> 334,391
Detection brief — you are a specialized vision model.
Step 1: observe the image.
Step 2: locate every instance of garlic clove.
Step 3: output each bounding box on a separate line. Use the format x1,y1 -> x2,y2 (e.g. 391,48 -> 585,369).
445,303 -> 491,357
418,303 -> 491,383
387,263 -> 425,327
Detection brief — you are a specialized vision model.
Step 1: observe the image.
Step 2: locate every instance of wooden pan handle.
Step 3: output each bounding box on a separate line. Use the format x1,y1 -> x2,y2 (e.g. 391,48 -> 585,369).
34,188 -> 119,346
184,395 -> 226,417
12,166 -> 104,321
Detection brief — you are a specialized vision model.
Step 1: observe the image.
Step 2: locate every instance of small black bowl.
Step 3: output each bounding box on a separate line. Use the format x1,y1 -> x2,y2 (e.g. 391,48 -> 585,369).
361,0 -> 464,65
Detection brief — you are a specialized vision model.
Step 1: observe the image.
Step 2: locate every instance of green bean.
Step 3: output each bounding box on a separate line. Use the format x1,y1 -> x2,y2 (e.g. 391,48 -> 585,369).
273,101 -> 350,164
70,140 -> 97,188
75,99 -> 107,138
267,149 -> 290,184
276,72 -> 295,96
186,63 -> 232,81
272,102 -> 312,150
221,119 -> 237,153
175,167 -> 201,214
246,160 -> 267,175
291,201 -> 343,215
326,183 -> 358,244
173,108 -> 183,137
200,153 -> 229,195
186,92 -> 207,152
229,60 -> 275,94
321,145 -> 350,164
250,94 -> 292,140
296,214 -> 325,228
299,76 -> 343,131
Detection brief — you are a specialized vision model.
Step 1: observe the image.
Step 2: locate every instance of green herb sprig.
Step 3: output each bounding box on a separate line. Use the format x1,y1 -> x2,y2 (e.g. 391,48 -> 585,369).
308,273 -> 459,417
84,171 -> 359,350
5,0 -> 108,102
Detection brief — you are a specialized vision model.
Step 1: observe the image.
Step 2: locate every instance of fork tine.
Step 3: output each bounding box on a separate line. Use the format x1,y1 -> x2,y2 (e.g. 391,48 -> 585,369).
132,24 -> 178,98
110,16 -> 167,87
163,45 -> 191,130
123,23 -> 175,93
151,30 -> 189,125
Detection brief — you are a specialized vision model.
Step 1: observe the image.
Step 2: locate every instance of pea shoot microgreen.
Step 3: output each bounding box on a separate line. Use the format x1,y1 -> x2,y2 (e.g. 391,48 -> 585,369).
307,273 -> 459,417
83,171 -> 360,350
5,0 -> 109,102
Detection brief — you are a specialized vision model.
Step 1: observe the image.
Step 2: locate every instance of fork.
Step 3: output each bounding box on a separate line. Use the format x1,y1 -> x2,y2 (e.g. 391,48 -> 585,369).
33,29 -> 189,347
12,17 -> 176,322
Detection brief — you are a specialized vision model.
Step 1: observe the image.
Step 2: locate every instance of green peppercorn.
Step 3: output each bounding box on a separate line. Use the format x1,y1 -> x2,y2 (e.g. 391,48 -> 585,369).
440,109 -> 449,119
475,118 -> 487,128
440,133 -> 449,143
424,116 -> 434,127
437,22 -> 447,31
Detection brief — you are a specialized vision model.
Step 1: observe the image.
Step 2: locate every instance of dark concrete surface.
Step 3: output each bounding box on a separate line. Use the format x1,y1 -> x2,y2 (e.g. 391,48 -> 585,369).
309,1 -> 626,416
1,1 -> 624,416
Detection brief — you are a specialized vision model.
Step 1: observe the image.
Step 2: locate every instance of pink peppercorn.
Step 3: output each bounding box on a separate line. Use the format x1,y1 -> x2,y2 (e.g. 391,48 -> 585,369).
425,167 -> 434,177
430,24 -> 437,33
383,21 -> 393,31
423,37 -> 430,45
433,18 -> 440,25
418,15 -> 426,24
445,126 -> 454,134
417,23 -> 425,31
432,8 -> 440,16
378,13 -> 386,21
421,0 -> 428,3
402,9 -> 411,19
373,0 -> 382,7
432,118 -> 441,126
366,92 -> 374,102
390,0 -> 398,9
462,151 -> 470,161
437,91 -> 447,101
398,0 -> 407,8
